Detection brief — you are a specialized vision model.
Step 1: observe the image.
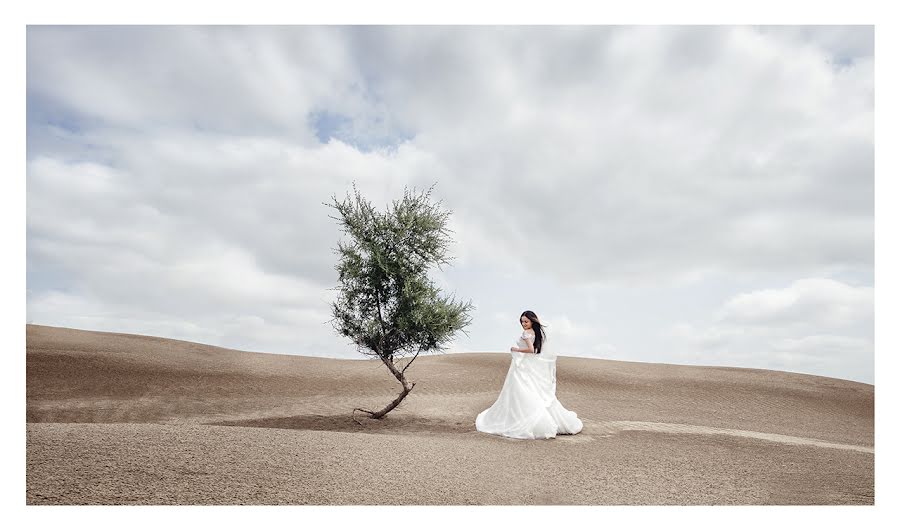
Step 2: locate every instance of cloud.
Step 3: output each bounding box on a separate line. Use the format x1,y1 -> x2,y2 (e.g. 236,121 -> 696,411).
336,26 -> 873,286
716,278 -> 873,330
671,278 -> 873,382
538,313 -> 619,359
27,26 -> 359,139
26,26 -> 873,381
27,26 -> 873,286
26,135 -> 444,357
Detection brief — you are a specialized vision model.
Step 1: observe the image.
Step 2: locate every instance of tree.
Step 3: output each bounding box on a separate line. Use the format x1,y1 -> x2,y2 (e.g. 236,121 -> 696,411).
325,182 -> 474,420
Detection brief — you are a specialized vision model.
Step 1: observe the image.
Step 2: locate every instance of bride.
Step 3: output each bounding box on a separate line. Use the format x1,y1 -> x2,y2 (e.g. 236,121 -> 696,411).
475,310 -> 583,439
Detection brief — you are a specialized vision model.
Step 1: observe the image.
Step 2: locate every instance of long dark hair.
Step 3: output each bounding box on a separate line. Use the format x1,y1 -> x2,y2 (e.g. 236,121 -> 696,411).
520,310 -> 547,354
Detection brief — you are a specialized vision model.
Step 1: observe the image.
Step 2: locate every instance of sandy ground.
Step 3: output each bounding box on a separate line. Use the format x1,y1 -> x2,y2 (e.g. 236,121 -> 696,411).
25,324 -> 874,505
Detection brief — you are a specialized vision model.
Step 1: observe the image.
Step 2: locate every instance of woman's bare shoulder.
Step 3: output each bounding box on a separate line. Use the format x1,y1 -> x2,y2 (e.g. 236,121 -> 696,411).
523,329 -> 535,336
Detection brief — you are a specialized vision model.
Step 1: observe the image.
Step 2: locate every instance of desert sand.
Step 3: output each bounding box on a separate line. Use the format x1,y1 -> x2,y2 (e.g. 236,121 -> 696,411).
25,324 -> 874,505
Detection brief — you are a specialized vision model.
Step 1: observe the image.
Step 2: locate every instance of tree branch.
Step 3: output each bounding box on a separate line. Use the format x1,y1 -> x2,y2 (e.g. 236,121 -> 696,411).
374,288 -> 387,358
401,346 -> 423,375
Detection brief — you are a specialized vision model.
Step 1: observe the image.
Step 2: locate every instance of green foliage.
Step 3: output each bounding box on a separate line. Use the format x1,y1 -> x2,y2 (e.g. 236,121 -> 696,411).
326,182 -> 474,360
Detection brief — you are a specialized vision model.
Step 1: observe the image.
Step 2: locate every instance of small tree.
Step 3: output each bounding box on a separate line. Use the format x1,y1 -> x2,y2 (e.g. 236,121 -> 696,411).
325,182 -> 474,419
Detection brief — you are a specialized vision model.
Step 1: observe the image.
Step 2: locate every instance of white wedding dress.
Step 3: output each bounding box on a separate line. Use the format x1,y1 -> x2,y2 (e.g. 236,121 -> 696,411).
475,329 -> 583,439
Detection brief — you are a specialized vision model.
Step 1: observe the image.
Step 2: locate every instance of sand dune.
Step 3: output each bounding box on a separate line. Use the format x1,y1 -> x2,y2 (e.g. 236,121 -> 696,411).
25,324 -> 874,505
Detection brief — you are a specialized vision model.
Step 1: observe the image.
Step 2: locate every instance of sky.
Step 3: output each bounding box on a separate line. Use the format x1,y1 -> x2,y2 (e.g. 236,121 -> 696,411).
25,25 -> 874,383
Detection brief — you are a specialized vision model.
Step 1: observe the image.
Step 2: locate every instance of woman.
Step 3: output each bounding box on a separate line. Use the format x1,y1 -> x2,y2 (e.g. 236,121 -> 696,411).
475,310 -> 583,439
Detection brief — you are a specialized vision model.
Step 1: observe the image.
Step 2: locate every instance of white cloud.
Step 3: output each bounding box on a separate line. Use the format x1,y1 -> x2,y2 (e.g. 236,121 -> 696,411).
346,26 -> 872,286
28,26 -> 873,285
716,278 -> 873,330
26,26 -> 873,382
27,26 -> 359,140
539,313 -> 618,358
671,278 -> 873,382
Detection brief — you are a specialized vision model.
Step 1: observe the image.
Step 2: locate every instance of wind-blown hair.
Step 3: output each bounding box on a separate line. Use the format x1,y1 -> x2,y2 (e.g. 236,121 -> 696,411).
520,310 -> 547,354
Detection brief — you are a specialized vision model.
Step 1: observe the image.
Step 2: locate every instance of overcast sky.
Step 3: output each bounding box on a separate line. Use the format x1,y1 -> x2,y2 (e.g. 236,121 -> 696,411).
25,25 -> 874,383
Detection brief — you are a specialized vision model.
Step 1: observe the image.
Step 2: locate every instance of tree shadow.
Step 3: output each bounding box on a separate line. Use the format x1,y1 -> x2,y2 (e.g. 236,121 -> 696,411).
207,413 -> 476,435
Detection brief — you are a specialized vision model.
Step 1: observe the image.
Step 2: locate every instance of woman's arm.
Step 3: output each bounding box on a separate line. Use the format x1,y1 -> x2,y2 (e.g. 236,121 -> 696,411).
524,335 -> 535,353
512,333 -> 535,353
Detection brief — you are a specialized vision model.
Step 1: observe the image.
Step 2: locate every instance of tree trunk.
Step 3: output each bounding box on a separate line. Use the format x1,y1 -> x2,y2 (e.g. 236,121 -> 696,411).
354,355 -> 416,420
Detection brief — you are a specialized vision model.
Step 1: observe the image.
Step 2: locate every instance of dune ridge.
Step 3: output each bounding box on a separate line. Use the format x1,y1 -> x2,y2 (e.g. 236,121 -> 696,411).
26,324 -> 874,505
